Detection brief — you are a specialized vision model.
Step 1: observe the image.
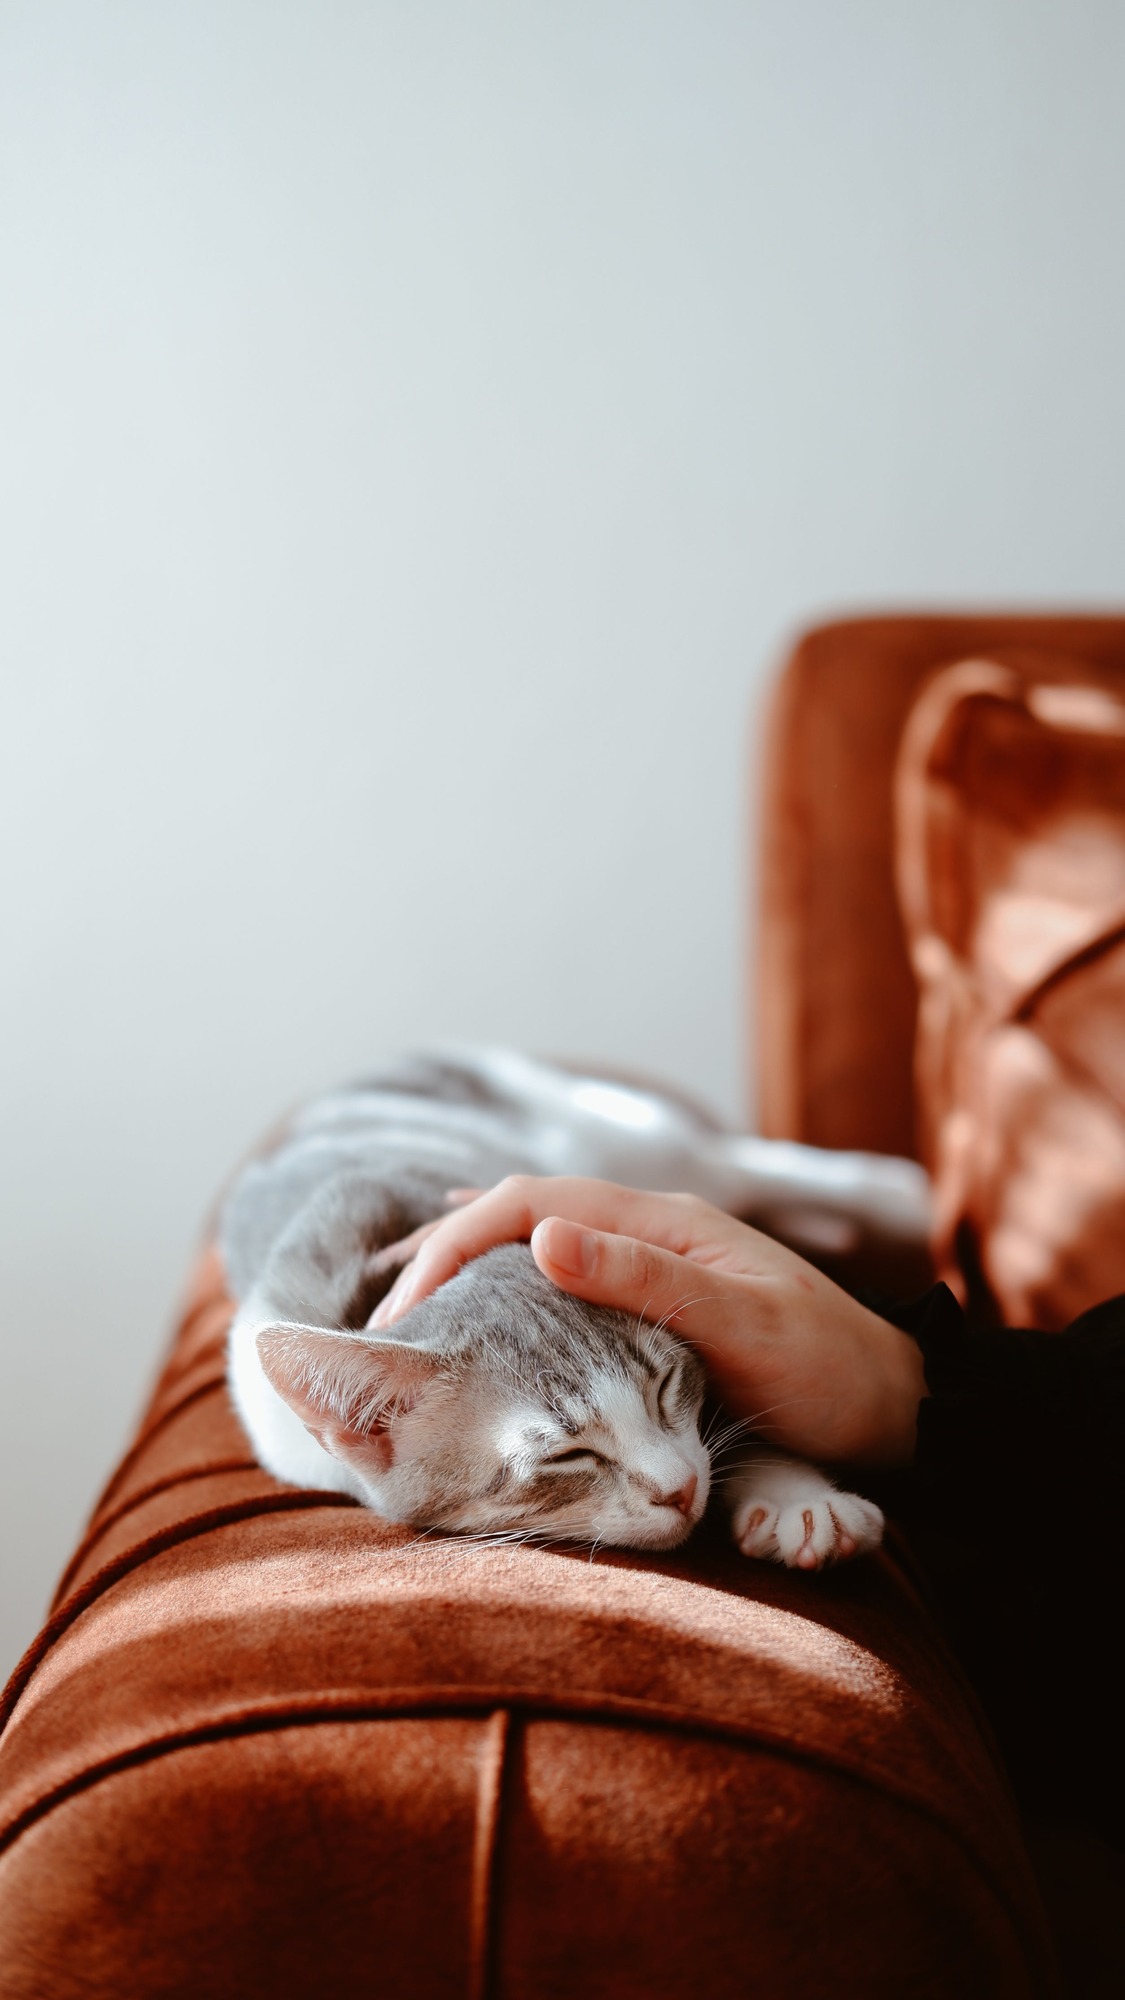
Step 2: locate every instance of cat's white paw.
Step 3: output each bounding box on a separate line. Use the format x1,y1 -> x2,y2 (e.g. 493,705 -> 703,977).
731,1484 -> 884,1571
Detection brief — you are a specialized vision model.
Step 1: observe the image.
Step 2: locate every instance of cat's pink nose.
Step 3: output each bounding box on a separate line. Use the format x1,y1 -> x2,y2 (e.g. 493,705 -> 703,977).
659,1474 -> 698,1516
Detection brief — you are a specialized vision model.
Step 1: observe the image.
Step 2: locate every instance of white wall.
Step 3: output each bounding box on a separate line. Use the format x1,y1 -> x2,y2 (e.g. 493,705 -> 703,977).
2,0 -> 1123,1675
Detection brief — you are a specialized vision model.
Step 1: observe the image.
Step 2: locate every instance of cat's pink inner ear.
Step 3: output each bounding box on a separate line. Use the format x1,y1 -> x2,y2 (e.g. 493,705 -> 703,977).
256,1326 -> 436,1473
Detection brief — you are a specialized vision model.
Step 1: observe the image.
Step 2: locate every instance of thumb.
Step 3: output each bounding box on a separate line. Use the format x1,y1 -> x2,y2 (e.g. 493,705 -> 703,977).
531,1216 -> 737,1341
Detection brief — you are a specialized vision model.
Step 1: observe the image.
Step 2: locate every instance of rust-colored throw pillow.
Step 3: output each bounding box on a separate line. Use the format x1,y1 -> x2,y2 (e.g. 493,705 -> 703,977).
895,654 -> 1125,1329
0,1249 -> 1053,1996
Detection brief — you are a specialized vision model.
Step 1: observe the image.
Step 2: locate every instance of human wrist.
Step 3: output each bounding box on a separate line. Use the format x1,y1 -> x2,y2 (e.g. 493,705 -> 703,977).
851,1308 -> 928,1469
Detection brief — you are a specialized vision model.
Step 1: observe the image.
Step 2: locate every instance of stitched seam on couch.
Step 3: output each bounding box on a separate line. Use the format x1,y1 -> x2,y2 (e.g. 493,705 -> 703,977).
51,1457 -> 263,1609
89,1373 -> 230,1518
0,1687 -> 1045,1963
3,1502 -> 1027,1852
468,1707 -> 511,2000
0,1492 -> 352,1736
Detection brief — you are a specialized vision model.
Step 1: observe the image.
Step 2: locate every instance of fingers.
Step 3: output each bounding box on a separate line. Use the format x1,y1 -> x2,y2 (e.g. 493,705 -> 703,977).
371,1176 -> 710,1326
369,1188 -> 485,1283
368,1173 -> 926,1470
367,1259 -> 418,1327
370,1176 -> 545,1323
530,1217 -> 742,1345
369,1216 -> 445,1275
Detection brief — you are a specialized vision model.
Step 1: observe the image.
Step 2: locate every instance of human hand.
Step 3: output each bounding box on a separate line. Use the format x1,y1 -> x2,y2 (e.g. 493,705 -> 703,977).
370,1177 -> 926,1468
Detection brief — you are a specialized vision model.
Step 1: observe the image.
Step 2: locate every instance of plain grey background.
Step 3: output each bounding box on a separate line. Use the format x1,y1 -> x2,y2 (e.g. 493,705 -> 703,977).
2,0 -> 1124,1677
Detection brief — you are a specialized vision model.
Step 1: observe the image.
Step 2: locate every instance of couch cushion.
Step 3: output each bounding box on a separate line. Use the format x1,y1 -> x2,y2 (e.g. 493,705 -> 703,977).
756,613 -> 1125,1160
0,1249 -> 1055,1997
895,654 -> 1125,1327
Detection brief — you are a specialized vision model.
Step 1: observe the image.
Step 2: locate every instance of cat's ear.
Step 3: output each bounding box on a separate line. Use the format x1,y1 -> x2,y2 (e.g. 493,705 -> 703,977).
256,1325 -> 439,1473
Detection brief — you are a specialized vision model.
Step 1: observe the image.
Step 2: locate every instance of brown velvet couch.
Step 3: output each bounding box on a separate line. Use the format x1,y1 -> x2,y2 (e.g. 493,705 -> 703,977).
5,614 -> 1124,1998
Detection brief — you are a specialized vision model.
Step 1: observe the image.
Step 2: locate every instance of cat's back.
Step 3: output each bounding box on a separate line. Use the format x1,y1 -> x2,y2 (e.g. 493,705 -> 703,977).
219,1058 -> 538,1301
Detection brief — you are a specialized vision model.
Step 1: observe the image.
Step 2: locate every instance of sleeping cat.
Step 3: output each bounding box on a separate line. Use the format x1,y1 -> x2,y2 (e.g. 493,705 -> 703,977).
224,1052 -> 897,1567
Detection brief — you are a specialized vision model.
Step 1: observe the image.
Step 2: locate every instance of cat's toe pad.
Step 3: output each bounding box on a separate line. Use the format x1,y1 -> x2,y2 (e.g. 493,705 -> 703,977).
734,1502 -> 781,1560
733,1489 -> 883,1569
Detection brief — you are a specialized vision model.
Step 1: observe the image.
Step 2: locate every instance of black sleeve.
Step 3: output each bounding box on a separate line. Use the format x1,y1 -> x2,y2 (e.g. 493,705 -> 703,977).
877,1284 -> 1125,1843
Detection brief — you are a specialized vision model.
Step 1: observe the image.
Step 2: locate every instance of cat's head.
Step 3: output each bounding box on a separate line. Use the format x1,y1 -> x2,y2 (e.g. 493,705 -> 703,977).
257,1243 -> 710,1548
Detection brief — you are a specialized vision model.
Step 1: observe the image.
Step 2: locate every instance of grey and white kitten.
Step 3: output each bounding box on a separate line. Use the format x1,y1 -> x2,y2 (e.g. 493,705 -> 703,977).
224,1053 -> 897,1567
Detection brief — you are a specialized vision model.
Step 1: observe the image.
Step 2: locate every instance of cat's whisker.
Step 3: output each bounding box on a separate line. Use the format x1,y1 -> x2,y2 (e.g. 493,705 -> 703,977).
699,1412 -> 759,1458
227,1057 -> 881,1573
701,1406 -> 756,1440
706,1435 -> 761,1465
644,1293 -> 712,1340
704,1424 -> 756,1456
668,1331 -> 727,1358
712,1456 -> 799,1482
633,1298 -> 659,1347
704,1412 -> 754,1441
707,1391 -> 833,1433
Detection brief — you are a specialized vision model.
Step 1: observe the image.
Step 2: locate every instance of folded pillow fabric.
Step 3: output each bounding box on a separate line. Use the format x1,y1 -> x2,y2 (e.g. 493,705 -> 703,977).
895,654 -> 1125,1329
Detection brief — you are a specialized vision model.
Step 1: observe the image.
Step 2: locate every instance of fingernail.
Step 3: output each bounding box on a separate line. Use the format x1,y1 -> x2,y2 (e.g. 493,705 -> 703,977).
539,1218 -> 596,1278
372,1266 -> 414,1326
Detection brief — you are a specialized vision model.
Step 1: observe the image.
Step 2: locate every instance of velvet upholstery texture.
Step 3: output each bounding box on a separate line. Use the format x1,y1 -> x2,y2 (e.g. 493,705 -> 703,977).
0,1250 -> 1054,1997
895,653 -> 1125,1327
755,614 -> 1125,1160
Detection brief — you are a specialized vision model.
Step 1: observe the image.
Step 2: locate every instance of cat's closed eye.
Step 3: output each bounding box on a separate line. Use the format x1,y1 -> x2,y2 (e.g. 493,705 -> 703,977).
657,1366 -> 680,1423
545,1447 -> 604,1467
